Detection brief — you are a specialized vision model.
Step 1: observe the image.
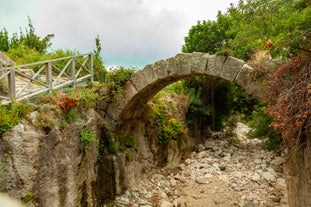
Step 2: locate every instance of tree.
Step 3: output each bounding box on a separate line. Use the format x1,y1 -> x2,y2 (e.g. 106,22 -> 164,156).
93,35 -> 106,82
0,28 -> 9,52
181,12 -> 252,133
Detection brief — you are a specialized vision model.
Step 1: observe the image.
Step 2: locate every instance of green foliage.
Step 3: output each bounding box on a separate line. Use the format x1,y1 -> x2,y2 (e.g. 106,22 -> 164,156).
23,191 -> 34,202
125,152 -> 133,161
79,128 -> 96,150
107,138 -> 117,154
247,105 -> 282,151
226,0 -> 311,59
149,93 -> 185,145
183,76 -> 256,133
0,101 -> 28,135
123,135 -> 136,148
182,12 -> 233,54
157,118 -> 184,144
66,108 -> 78,124
93,35 -> 107,82
1,17 -> 54,55
105,67 -> 136,97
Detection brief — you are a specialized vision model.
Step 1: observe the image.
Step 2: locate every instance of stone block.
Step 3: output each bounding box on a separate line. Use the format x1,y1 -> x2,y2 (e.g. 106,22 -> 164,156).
166,53 -> 192,77
191,52 -> 209,75
206,55 -> 226,77
220,56 -> 245,81
121,81 -> 137,100
129,70 -> 149,93
234,64 -> 254,88
142,64 -> 158,84
106,94 -> 128,121
153,59 -> 168,80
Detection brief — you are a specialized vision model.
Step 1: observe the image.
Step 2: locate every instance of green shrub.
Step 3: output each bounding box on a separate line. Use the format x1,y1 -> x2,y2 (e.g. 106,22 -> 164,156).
66,108 -> 78,123
247,105 -> 282,151
125,152 -> 133,161
0,101 -> 28,135
23,191 -> 34,202
124,135 -> 136,148
105,67 -> 136,97
79,129 -> 96,150
157,118 -> 184,145
148,94 -> 185,145
107,138 -> 117,154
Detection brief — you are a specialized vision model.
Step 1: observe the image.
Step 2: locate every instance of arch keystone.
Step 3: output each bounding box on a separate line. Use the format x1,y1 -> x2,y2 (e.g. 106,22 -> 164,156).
190,52 -> 209,75
166,53 -> 192,77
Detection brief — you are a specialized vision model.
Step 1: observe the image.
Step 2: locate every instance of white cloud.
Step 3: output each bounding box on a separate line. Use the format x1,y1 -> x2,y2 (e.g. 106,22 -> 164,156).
1,0 -> 239,68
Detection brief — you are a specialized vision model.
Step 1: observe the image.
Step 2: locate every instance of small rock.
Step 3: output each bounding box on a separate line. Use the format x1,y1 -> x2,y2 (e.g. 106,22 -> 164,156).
271,157 -> 286,166
243,202 -> 255,207
198,144 -> 205,152
262,172 -> 276,182
219,164 -> 226,171
274,178 -> 287,190
159,199 -> 173,207
251,173 -> 261,182
196,177 -> 210,184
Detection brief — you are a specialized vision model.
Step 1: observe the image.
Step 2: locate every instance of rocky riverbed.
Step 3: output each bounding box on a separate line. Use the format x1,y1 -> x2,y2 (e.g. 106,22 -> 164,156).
109,123 -> 288,207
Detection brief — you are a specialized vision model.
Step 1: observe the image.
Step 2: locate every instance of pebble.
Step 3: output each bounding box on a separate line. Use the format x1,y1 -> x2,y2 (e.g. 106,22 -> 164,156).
110,122 -> 288,207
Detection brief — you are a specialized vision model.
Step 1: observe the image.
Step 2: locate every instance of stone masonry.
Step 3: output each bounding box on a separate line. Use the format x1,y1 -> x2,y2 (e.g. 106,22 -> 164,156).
104,52 -> 254,129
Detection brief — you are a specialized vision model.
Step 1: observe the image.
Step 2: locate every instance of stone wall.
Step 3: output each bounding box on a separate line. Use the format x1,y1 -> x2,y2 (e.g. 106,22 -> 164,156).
284,126 -> 311,207
0,92 -> 193,206
0,109 -> 100,206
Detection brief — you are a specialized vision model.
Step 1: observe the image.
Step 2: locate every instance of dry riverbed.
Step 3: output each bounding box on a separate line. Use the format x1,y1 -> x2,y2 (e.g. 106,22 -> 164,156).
111,123 -> 288,207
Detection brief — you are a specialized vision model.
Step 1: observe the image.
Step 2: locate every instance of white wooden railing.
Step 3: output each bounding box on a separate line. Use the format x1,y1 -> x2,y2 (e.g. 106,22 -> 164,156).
0,53 -> 93,105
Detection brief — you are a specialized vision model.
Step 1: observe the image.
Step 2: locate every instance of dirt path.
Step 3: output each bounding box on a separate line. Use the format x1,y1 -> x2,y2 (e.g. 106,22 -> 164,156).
113,123 -> 288,207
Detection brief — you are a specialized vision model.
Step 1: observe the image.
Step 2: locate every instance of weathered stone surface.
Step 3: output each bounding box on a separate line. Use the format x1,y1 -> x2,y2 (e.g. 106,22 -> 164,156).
191,52 -> 209,75
166,53 -> 192,77
142,64 -> 158,85
106,94 -> 128,120
153,59 -> 168,80
121,81 -> 138,100
220,56 -> 245,81
285,127 -> 311,207
104,52 -> 254,130
130,70 -> 149,93
206,55 -> 226,77
234,64 -> 254,89
0,110 -> 100,207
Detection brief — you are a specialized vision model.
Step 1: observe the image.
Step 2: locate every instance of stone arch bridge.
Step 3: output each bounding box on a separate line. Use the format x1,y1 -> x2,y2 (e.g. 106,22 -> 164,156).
104,52 -> 254,128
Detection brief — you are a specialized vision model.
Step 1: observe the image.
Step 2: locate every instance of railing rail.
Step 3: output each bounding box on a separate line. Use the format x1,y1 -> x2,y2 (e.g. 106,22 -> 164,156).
0,53 -> 93,105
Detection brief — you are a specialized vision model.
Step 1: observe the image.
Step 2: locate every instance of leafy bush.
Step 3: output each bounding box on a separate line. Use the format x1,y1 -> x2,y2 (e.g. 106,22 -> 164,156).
107,138 -> 117,154
148,93 -> 186,145
125,152 -> 133,161
79,128 -> 96,150
105,67 -> 136,97
247,105 -> 282,151
123,135 -> 136,148
0,101 -> 28,135
157,118 -> 184,145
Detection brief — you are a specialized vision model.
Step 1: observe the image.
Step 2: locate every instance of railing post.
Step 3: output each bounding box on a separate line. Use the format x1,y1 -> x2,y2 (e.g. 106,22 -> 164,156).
89,54 -> 94,82
8,68 -> 16,99
71,57 -> 76,88
46,61 -> 52,92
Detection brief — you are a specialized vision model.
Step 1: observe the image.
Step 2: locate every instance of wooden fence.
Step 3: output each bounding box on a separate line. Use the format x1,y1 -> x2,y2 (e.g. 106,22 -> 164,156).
0,53 -> 93,105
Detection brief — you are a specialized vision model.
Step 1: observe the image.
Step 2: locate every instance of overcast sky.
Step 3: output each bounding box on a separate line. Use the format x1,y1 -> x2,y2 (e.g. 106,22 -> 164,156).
0,0 -> 238,68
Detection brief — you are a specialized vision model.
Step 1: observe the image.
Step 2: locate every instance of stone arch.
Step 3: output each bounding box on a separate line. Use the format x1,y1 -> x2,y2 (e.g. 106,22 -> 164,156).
104,52 -> 254,128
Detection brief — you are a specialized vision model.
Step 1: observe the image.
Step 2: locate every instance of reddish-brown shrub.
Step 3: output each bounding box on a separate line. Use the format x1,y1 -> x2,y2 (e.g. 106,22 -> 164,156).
267,55 -> 311,146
